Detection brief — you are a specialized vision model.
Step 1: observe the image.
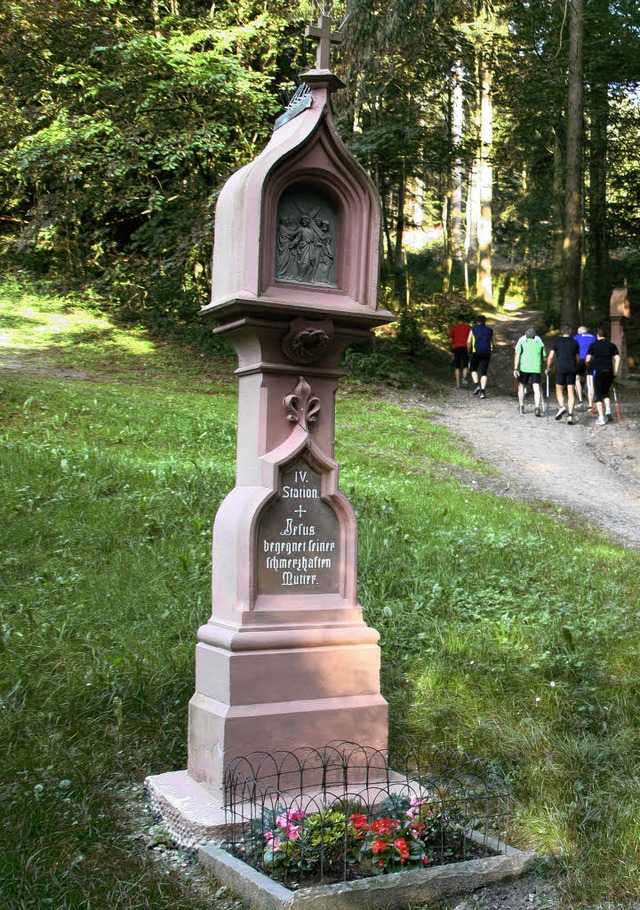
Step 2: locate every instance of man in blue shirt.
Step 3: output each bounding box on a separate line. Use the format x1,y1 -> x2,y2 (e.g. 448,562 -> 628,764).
467,315 -> 494,400
573,325 -> 596,411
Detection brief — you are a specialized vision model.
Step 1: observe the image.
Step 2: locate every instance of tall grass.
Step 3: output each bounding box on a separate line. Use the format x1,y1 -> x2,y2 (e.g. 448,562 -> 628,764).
2,279 -> 640,907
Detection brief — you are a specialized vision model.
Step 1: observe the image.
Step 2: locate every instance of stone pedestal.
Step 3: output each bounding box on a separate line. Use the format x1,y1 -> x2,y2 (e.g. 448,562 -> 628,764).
187,322 -> 389,795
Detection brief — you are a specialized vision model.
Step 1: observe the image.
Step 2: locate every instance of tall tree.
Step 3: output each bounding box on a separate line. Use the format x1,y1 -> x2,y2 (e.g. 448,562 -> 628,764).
561,0 -> 585,327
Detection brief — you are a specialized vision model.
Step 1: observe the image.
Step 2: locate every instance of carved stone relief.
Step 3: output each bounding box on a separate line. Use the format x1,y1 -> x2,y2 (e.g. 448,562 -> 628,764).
282,318 -> 334,365
275,185 -> 338,287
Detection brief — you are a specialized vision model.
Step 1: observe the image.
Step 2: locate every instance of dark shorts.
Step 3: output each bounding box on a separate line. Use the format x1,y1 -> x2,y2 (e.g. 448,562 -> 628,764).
518,372 -> 541,385
555,371 -> 576,387
593,371 -> 614,402
452,346 -> 469,369
470,352 -> 491,376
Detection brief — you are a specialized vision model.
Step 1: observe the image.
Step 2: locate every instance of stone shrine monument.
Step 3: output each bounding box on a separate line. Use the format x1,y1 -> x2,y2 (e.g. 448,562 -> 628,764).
610,286 -> 631,375
146,15 -> 394,840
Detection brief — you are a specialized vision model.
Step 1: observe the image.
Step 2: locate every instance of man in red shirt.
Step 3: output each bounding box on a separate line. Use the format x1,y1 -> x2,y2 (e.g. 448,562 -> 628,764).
449,315 -> 472,389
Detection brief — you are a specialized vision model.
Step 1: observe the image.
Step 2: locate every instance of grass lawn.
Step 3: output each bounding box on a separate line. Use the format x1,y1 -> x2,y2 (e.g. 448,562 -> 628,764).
2,278 -> 640,907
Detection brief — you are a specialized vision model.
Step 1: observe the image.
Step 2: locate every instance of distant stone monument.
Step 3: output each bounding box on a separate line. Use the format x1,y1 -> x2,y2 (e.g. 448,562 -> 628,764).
610,286 -> 631,375
146,15 -> 394,841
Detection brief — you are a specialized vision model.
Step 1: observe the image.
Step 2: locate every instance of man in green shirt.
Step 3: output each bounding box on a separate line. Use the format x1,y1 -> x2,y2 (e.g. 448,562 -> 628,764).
514,327 -> 546,417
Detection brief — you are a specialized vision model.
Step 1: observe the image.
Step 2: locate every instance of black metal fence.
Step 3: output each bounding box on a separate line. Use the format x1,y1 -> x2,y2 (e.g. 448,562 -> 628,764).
222,739 -> 511,888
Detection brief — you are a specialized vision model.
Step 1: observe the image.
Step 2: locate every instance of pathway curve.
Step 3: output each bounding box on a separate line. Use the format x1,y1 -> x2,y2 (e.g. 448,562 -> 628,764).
405,310 -> 640,550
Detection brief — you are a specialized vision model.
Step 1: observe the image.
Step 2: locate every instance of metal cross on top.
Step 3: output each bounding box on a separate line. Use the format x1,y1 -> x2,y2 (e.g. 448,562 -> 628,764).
305,13 -> 343,71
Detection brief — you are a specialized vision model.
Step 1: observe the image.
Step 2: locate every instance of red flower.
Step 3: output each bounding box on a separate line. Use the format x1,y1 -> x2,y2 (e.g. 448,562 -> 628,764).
372,838 -> 388,854
422,855 -> 430,866
371,818 -> 397,835
349,813 -> 369,831
394,838 -> 410,862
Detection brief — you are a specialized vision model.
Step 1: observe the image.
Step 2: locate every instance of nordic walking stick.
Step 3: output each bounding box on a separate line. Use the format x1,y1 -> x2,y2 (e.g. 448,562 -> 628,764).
545,371 -> 550,421
613,384 -> 622,423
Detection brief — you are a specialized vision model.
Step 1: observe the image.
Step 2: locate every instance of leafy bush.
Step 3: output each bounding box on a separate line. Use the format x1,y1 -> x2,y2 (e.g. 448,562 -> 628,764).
417,292 -> 477,339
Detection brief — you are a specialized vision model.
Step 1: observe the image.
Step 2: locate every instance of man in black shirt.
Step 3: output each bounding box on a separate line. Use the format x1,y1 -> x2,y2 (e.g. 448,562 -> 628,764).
586,328 -> 620,425
546,325 -> 580,424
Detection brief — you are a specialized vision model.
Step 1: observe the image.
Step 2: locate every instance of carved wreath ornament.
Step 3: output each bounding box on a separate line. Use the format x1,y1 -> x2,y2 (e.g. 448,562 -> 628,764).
284,377 -> 320,433
282,318 -> 334,365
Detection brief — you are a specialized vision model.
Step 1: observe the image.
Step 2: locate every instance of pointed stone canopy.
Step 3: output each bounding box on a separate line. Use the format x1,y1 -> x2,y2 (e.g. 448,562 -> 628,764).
305,13 -> 343,71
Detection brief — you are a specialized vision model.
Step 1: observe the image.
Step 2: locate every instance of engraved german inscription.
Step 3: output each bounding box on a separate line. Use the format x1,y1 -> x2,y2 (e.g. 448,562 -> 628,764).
257,459 -> 340,594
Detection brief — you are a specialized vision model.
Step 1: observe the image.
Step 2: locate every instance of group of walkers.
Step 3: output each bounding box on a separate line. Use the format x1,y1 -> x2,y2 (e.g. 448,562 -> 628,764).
449,314 -> 621,426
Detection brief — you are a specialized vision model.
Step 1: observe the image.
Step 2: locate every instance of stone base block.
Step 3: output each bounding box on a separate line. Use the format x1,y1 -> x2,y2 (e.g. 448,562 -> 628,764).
188,692 -> 388,793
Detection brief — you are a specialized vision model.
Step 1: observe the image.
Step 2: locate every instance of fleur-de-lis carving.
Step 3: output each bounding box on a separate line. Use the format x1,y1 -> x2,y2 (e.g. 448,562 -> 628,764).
284,376 -> 321,433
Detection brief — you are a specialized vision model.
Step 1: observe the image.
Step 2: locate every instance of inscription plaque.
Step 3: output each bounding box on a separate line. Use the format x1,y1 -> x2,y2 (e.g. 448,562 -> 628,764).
257,458 -> 340,595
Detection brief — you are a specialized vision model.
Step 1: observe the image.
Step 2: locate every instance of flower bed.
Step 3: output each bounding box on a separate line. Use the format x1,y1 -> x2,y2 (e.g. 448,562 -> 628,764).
238,795 -> 495,889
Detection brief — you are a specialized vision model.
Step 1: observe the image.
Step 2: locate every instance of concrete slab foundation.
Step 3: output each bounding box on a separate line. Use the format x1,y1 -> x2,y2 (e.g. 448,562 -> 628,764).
145,770 -> 227,849
145,766 -> 411,849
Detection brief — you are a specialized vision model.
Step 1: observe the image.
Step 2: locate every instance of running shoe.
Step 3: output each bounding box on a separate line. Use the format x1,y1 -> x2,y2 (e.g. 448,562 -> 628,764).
606,410 -> 613,422
567,414 -> 574,425
473,385 -> 481,395
595,416 -> 606,426
519,406 -> 525,416
575,401 -> 584,410
555,406 -> 567,421
534,407 -> 541,417
479,390 -> 486,399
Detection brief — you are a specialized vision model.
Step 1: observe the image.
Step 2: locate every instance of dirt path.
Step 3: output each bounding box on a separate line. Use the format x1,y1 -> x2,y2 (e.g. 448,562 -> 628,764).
433,310 -> 640,551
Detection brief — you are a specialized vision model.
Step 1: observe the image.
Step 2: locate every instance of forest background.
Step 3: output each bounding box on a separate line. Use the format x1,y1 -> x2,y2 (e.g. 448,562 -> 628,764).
1,0 -> 640,356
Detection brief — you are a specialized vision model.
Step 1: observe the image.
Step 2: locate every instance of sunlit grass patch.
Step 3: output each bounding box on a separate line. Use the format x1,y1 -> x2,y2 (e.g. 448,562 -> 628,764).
0,277 -> 236,385
0,279 -> 154,354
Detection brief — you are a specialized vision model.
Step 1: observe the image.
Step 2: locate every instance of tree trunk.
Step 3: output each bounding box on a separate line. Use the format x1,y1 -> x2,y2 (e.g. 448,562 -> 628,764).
561,0 -> 584,328
451,64 -> 465,257
587,78 -> 609,312
551,130 -> 564,319
476,62 -> 493,304
393,169 -> 406,271
443,191 -> 453,293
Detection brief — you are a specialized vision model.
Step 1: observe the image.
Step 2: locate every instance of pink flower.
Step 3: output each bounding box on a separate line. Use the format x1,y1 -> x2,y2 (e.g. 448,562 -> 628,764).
264,832 -> 283,851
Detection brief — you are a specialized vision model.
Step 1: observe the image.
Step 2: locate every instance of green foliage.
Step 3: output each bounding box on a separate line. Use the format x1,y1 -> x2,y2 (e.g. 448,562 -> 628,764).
0,0 -> 309,328
417,292 -> 476,339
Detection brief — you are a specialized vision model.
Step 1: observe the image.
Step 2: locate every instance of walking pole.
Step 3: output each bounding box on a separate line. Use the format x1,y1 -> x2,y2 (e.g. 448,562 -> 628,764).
613,384 -> 622,423
545,371 -> 550,421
